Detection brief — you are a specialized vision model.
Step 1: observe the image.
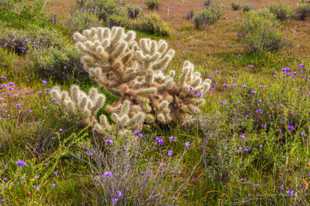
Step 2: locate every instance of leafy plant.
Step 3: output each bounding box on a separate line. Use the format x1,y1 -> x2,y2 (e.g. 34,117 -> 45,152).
204,0 -> 212,7
31,44 -> 88,83
231,2 -> 241,11
193,6 -> 222,29
269,4 -> 293,21
238,10 -> 285,52
133,14 -> 171,36
76,0 -> 120,22
67,12 -> 104,33
145,0 -> 160,10
0,34 -> 28,56
243,4 -> 253,12
294,2 -> 310,20
127,5 -> 142,19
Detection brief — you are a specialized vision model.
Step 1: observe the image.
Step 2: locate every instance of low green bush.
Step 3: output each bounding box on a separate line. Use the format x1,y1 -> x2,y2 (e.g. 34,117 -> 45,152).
145,0 -> 160,10
132,14 -> 171,36
0,28 -> 67,55
67,12 -> 104,33
30,44 -> 88,83
243,4 -> 253,12
193,6 -> 222,29
231,2 -> 241,11
76,0 -> 120,22
269,4 -> 293,21
294,3 -> 310,20
127,5 -> 142,19
238,10 -> 285,52
204,0 -> 212,7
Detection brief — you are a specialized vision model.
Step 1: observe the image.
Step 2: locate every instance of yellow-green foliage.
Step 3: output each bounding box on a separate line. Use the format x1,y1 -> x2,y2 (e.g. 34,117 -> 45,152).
238,10 -> 285,52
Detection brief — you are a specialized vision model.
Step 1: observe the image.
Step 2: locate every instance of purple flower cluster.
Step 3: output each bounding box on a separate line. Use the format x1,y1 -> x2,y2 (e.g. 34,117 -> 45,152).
105,138 -> 113,145
281,64 -> 307,79
255,108 -> 263,114
155,136 -> 164,146
167,149 -> 173,157
111,190 -> 123,205
287,189 -> 295,197
102,171 -> 113,178
0,82 -> 15,91
168,136 -> 176,143
288,123 -> 295,132
133,129 -> 144,138
188,87 -> 203,98
16,160 -> 27,167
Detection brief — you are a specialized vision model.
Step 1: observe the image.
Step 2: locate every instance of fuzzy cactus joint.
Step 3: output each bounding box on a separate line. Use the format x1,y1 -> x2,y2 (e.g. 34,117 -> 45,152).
50,27 -> 212,134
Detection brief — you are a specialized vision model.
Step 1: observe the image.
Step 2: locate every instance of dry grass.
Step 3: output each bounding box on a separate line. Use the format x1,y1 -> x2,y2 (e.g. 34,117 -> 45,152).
44,0 -> 310,58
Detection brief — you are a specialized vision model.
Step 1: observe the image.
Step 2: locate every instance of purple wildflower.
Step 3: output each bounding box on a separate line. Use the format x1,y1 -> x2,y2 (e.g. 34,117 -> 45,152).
116,191 -> 123,198
16,103 -> 22,110
223,83 -> 228,89
287,189 -> 295,197
298,64 -> 305,69
112,197 -> 119,205
184,141 -> 191,149
288,123 -> 295,132
8,82 -> 15,87
167,149 -> 173,157
240,133 -> 246,140
85,149 -> 94,157
102,171 -> 113,177
133,129 -> 144,138
255,108 -> 263,114
42,80 -> 48,85
282,67 -> 291,74
155,136 -> 164,146
194,90 -> 203,97
105,138 -> 113,145
242,146 -> 252,154
16,160 -> 27,167
168,136 -> 176,143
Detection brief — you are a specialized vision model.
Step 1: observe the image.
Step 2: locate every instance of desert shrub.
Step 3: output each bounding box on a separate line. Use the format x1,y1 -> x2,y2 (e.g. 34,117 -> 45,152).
294,3 -> 310,20
243,4 -> 253,12
127,5 -> 142,19
269,4 -> 293,21
132,14 -> 171,36
108,13 -> 129,27
67,12 -> 104,33
238,10 -> 285,52
0,34 -> 28,56
31,45 -> 88,83
204,0 -> 212,7
0,4 -> 51,31
193,6 -> 222,29
90,132 -> 192,205
76,0 -> 120,22
186,10 -> 195,20
145,0 -> 160,10
231,2 -> 241,11
0,28 -> 67,55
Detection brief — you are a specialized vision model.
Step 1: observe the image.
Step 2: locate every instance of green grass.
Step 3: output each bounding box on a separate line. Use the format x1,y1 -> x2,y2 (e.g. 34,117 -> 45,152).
0,0 -> 310,205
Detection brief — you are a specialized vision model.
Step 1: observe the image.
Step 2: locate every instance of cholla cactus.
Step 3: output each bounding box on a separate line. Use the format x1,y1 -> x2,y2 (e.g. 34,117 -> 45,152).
50,85 -> 145,135
51,27 -> 211,132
